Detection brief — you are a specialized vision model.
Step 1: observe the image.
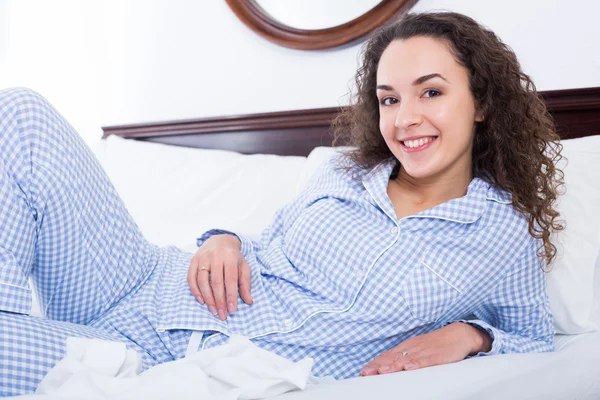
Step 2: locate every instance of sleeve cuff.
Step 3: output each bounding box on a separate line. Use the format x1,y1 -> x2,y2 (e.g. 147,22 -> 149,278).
196,229 -> 256,257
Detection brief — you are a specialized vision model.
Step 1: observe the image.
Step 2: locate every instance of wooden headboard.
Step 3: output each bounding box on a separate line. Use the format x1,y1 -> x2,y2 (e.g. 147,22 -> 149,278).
102,87 -> 600,157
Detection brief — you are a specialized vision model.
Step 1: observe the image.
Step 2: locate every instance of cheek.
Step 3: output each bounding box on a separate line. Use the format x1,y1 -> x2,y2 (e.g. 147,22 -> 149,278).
429,103 -> 453,129
430,100 -> 475,141
379,113 -> 395,141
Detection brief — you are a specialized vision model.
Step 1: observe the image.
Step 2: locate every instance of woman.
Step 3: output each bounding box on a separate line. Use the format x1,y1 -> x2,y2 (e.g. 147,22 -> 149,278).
0,12 -> 563,395
187,12 -> 563,375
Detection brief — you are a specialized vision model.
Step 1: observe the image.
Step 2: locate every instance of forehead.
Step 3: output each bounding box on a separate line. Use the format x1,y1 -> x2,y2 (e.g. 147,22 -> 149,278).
376,37 -> 466,84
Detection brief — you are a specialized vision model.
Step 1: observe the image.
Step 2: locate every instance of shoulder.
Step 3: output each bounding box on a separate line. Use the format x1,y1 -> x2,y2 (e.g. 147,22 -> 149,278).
480,180 -> 539,257
300,151 -> 371,194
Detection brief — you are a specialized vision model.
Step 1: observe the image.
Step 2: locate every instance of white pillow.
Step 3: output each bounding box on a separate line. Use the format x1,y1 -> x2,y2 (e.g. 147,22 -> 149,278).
295,146 -> 351,194
97,135 -> 307,252
547,135 -> 600,334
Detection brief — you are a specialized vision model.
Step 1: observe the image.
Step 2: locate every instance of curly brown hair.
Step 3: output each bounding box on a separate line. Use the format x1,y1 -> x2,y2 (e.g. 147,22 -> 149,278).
333,12 -> 564,267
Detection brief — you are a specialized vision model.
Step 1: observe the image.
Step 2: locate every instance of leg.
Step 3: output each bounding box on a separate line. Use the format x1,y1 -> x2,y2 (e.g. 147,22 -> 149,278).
0,311 -> 161,396
0,88 -> 157,324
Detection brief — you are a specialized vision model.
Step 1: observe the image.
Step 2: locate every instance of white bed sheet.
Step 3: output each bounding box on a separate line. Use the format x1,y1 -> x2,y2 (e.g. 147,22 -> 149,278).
271,331 -> 600,400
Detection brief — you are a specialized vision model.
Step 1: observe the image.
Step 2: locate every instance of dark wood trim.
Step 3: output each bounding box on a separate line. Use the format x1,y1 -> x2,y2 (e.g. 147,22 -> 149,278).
102,107 -> 340,139
541,86 -> 600,111
541,86 -> 600,140
102,86 -> 600,156
225,0 -> 417,50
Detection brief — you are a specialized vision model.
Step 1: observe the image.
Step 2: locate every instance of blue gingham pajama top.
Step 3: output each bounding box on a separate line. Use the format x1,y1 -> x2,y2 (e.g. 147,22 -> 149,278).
0,88 -> 555,396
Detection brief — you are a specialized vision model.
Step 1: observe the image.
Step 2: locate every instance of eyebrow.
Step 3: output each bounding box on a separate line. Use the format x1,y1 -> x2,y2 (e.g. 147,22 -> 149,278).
376,73 -> 449,91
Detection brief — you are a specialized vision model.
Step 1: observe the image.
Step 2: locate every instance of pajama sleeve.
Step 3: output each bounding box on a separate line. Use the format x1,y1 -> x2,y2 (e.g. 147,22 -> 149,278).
454,240 -> 555,356
196,161 -> 331,257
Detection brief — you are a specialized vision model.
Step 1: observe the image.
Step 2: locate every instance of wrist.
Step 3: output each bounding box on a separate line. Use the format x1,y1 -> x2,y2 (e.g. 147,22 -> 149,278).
211,234 -> 242,250
462,322 -> 493,355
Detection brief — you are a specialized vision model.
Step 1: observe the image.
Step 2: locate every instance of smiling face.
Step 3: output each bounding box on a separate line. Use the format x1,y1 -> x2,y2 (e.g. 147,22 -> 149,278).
376,36 -> 483,183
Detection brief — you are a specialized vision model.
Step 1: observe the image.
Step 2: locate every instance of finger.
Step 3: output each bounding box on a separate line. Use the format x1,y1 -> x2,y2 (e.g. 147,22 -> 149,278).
359,349 -> 397,376
402,358 -> 419,370
224,256 -> 239,315
382,359 -> 409,374
378,358 -> 404,374
198,263 -> 217,316
377,349 -> 421,374
401,355 -> 426,371
360,358 -> 387,376
187,256 -> 202,301
238,258 -> 253,305
359,364 -> 379,376
210,258 -> 228,320
404,353 -> 445,370
388,351 -> 431,373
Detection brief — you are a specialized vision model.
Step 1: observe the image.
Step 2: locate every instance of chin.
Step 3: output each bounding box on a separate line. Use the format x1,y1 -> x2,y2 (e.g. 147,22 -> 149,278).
400,167 -> 437,180
396,157 -> 433,174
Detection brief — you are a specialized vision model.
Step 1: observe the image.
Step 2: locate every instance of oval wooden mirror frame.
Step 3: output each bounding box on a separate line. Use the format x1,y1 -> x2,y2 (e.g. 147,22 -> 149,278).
225,0 -> 418,50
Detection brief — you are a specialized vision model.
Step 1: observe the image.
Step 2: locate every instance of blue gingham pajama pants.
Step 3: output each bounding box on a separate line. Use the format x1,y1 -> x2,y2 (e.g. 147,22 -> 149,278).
0,88 -> 194,396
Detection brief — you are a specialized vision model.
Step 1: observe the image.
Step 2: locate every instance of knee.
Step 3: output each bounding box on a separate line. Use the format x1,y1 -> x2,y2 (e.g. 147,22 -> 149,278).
0,87 -> 55,120
1,86 -> 45,101
0,87 -> 69,145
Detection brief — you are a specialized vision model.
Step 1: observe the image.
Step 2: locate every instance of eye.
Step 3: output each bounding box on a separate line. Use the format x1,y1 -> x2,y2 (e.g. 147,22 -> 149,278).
380,97 -> 399,106
423,89 -> 441,98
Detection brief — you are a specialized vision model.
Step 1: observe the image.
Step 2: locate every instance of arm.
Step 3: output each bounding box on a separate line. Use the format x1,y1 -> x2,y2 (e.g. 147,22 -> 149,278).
361,239 -> 554,376
189,205 -> 298,320
195,159 -> 332,257
189,160 -> 332,318
458,239 -> 555,356
196,229 -> 256,259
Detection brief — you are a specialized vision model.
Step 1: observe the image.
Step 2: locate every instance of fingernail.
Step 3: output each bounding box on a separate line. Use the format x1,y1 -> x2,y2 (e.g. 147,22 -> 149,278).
378,365 -> 390,373
404,362 -> 415,370
227,302 -> 235,314
196,296 -> 204,305
218,309 -> 226,320
361,367 -> 376,376
208,306 -> 217,315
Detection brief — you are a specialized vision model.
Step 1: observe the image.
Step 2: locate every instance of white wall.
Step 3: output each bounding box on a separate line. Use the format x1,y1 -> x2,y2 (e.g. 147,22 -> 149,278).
1,0 -> 599,144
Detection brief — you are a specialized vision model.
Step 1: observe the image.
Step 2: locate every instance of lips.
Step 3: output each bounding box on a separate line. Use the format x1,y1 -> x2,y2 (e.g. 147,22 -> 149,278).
398,134 -> 438,143
398,136 -> 438,153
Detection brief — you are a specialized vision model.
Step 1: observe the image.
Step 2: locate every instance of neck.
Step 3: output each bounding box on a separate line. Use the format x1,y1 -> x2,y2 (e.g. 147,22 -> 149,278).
393,166 -> 473,206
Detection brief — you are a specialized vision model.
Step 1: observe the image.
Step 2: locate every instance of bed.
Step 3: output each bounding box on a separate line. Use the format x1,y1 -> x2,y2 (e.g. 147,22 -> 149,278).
65,86 -> 600,399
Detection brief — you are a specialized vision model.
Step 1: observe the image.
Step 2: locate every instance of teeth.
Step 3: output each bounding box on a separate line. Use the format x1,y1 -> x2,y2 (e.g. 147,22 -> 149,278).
403,137 -> 435,148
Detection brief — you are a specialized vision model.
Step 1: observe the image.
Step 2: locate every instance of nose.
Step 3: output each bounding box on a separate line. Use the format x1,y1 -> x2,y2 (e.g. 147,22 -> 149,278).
394,99 -> 423,129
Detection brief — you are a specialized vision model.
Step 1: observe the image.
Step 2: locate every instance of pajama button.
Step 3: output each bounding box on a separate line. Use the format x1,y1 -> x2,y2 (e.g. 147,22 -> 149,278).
284,319 -> 293,328
390,226 -> 398,233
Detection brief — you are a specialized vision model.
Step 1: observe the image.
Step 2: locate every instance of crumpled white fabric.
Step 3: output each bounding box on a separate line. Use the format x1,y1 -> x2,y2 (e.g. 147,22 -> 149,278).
16,335 -> 322,400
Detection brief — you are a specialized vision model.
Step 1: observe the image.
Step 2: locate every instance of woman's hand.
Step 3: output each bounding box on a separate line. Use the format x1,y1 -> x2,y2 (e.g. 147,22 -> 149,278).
187,234 -> 253,321
360,322 -> 492,376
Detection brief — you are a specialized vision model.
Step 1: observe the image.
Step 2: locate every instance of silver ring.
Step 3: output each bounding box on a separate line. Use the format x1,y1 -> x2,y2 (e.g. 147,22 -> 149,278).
393,351 -> 409,361
199,265 -> 210,272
